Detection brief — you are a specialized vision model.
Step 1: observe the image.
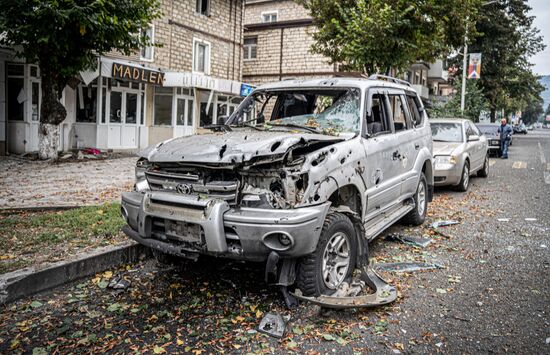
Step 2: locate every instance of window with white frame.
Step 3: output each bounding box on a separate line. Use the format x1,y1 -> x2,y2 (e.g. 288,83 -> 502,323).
154,86 -> 174,126
140,26 -> 155,61
262,11 -> 278,23
243,37 -> 257,60
196,0 -> 210,16
193,39 -> 211,74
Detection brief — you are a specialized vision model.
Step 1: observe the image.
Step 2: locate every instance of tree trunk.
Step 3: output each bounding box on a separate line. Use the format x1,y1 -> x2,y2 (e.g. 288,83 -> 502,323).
490,108 -> 496,123
38,70 -> 67,160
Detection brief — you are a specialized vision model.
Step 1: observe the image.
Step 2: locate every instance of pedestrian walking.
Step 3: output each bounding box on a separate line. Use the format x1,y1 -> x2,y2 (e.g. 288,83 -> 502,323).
497,118 -> 513,159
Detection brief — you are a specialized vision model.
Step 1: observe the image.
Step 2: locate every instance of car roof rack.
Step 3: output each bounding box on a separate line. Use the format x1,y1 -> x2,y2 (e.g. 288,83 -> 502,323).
368,74 -> 412,88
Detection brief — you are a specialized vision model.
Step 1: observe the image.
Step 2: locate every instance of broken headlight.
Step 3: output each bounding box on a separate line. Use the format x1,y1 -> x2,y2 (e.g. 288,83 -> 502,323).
240,179 -> 288,209
135,158 -> 151,192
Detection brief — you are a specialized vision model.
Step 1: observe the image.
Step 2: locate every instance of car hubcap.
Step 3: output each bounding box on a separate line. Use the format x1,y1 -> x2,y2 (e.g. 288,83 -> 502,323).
417,181 -> 426,216
322,232 -> 350,290
463,166 -> 469,188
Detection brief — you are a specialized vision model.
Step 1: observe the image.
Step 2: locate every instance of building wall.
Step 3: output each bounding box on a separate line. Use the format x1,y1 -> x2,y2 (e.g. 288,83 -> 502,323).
106,0 -> 244,82
244,0 -> 308,23
243,0 -> 333,86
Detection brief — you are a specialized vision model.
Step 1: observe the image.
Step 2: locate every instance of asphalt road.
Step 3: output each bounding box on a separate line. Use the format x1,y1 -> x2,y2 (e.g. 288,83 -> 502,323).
1,130 -> 549,354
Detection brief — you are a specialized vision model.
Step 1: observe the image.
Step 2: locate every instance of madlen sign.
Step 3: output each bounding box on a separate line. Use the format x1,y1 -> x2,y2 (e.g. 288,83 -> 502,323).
112,63 -> 165,86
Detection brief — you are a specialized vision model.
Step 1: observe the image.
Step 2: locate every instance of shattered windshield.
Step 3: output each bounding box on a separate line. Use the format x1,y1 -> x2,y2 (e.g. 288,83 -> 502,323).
226,88 -> 361,136
431,123 -> 464,143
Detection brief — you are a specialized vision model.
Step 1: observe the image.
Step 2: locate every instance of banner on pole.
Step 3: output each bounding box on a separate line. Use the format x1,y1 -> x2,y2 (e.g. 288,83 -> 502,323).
468,53 -> 482,79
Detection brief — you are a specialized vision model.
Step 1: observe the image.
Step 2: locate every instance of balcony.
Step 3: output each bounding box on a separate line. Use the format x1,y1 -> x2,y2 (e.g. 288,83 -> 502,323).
412,84 -> 429,99
428,60 -> 449,83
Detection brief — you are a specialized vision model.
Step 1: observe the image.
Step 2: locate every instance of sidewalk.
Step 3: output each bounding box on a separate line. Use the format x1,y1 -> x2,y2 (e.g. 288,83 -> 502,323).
0,156 -> 137,209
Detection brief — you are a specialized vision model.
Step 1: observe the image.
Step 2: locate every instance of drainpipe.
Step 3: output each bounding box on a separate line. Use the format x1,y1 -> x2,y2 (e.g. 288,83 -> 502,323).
279,28 -> 284,81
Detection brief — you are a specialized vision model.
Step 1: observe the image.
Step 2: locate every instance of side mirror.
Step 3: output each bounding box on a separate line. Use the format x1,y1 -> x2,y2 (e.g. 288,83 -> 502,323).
468,135 -> 480,142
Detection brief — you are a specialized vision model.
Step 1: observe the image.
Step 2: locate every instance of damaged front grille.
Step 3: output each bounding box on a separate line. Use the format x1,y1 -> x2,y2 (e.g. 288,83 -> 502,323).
145,164 -> 239,205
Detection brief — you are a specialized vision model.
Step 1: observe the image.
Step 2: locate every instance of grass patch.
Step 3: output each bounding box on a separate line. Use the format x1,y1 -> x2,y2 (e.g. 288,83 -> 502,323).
0,203 -> 126,273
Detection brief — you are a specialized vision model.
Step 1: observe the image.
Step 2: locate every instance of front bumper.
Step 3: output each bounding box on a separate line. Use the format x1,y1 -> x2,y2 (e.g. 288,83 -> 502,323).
121,191 -> 330,262
434,164 -> 462,186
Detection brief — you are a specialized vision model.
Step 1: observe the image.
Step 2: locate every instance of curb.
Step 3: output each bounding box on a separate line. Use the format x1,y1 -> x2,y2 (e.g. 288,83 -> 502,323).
0,242 -> 150,304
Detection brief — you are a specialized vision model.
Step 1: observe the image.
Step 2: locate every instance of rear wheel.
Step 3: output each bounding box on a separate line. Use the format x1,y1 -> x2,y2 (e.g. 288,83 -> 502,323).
401,173 -> 428,226
296,212 -> 357,296
477,154 -> 489,178
456,161 -> 470,192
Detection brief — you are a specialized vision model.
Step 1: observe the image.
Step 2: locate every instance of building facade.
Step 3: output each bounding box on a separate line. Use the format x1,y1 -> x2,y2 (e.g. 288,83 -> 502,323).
242,0 -> 450,102
1,0 -> 248,155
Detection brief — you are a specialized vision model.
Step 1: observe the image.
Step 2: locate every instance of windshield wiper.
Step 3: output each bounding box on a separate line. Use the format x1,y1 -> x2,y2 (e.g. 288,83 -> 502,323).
267,122 -> 320,134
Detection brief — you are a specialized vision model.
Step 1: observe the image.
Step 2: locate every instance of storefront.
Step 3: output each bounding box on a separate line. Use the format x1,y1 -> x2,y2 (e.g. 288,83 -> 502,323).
1,56 -> 252,155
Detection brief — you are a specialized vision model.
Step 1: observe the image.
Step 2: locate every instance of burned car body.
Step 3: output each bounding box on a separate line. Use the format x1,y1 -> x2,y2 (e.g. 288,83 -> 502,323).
122,76 -> 434,297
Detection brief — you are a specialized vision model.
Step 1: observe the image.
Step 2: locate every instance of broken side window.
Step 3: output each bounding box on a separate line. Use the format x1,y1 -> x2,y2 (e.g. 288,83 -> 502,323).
367,94 -> 391,136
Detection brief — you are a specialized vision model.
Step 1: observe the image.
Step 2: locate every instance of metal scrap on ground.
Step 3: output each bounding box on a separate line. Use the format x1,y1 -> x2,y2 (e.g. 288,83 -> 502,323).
291,267 -> 397,309
386,233 -> 433,248
374,262 -> 444,273
431,220 -> 460,228
257,313 -> 286,338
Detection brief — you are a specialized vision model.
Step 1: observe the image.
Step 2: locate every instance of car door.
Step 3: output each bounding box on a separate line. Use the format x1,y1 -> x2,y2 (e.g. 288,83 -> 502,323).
465,121 -> 484,170
386,89 -> 418,198
361,89 -> 402,220
470,122 -> 488,167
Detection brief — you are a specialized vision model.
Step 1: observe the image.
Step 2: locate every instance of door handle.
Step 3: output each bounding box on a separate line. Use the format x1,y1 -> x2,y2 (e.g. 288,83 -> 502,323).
414,143 -> 420,150
392,150 -> 401,160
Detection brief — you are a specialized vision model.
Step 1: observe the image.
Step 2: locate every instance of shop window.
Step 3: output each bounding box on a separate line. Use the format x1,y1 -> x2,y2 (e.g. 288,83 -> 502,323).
126,93 -> 138,124
244,37 -> 257,60
200,102 -> 214,127
31,82 -> 40,121
193,39 -> 210,74
7,64 -> 24,77
154,87 -> 173,126
110,91 -> 122,123
101,87 -> 107,124
7,78 -> 24,121
140,26 -> 154,61
196,0 -> 210,16
140,92 -> 145,125
76,85 -> 98,123
262,11 -> 278,23
176,98 -> 194,126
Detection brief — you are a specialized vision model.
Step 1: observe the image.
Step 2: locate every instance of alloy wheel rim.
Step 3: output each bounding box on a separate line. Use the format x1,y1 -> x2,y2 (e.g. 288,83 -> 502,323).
463,165 -> 469,189
417,181 -> 426,216
322,232 -> 350,290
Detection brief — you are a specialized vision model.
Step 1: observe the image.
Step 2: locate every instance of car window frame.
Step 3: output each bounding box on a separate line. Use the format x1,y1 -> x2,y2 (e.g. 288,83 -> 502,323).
404,92 -> 424,128
364,88 -> 393,138
386,89 -> 411,133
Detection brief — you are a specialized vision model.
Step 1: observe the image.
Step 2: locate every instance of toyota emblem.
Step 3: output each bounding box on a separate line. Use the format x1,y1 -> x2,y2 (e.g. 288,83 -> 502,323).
176,183 -> 193,194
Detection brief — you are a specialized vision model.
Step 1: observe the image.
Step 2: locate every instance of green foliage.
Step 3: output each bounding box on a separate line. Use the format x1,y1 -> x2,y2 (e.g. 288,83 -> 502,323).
0,0 -> 161,126
521,97 -> 543,125
428,79 -> 489,122
297,0 -> 481,74
460,0 -> 545,120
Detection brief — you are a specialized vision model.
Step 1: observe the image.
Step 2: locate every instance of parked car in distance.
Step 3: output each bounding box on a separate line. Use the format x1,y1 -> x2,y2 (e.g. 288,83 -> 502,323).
513,123 -> 528,134
477,123 -> 511,156
121,76 -> 434,297
431,119 -> 489,191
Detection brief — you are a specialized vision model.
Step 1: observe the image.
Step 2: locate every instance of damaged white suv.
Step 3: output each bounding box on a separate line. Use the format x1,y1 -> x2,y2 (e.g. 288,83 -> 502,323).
121,76 -> 433,297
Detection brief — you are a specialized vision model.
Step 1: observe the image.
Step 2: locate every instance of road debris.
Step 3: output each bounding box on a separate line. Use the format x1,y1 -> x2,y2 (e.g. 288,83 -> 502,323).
386,233 -> 433,248
108,278 -> 131,290
525,218 -> 537,222
257,313 -> 286,339
292,267 -> 397,309
374,262 -> 444,273
497,218 -> 510,222
431,220 -> 459,228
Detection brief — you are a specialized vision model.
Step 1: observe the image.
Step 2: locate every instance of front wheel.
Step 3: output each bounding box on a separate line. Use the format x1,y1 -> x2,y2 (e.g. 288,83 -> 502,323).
401,173 -> 428,226
456,161 -> 470,192
296,212 -> 357,297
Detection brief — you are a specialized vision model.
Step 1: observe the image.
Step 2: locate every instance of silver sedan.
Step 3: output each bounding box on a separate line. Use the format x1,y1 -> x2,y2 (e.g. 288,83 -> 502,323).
431,119 -> 489,191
